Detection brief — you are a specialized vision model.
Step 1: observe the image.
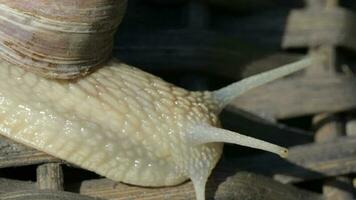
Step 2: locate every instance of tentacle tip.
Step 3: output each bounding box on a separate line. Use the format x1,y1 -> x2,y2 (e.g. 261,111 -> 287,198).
279,148 -> 288,158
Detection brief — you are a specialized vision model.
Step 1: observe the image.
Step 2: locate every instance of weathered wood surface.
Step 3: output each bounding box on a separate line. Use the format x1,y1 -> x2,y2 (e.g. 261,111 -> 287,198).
70,172 -> 322,200
0,190 -> 103,200
282,7 -> 356,51
36,163 -> 64,191
0,136 -> 59,169
0,178 -> 35,193
284,1 -> 356,198
313,113 -> 355,200
228,74 -> 356,119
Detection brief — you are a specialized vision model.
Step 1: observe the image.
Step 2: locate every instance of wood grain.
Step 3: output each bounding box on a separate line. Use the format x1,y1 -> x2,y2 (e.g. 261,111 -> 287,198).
282,7 -> 356,51
36,163 -> 64,191
0,136 -> 59,169
0,178 -> 35,194
0,190 -> 103,200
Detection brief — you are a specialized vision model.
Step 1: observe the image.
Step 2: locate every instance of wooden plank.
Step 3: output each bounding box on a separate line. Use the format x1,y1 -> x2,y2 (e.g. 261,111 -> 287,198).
71,172 -> 322,200
0,190 -> 103,200
36,163 -> 64,191
282,7 -> 356,51
0,178 -> 35,194
0,136 -> 59,169
228,75 -> 356,119
313,113 -> 355,200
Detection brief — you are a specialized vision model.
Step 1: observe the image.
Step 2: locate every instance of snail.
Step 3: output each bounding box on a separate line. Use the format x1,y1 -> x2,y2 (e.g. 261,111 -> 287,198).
0,1 -> 316,200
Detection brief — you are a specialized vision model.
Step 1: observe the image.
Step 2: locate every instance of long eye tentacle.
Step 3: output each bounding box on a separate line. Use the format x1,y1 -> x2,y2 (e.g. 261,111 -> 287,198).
212,56 -> 316,111
188,124 -> 288,158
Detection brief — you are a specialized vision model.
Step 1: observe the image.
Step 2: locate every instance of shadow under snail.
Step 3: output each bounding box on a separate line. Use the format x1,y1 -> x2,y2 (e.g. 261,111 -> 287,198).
0,1 -> 318,200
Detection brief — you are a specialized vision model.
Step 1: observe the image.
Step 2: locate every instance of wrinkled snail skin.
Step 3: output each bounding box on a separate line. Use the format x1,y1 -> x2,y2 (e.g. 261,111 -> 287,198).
0,58 -> 222,186
0,55 -> 313,200
0,0 -> 127,79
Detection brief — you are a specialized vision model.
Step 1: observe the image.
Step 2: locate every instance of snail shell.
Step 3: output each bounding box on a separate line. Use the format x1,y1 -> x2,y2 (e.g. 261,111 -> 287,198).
0,0 -> 127,79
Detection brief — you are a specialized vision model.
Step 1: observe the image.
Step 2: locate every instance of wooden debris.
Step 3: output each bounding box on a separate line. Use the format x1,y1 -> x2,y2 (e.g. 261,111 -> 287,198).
36,163 -> 64,191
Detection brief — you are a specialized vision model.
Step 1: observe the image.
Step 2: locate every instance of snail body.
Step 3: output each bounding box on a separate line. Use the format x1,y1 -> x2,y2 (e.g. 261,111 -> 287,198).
0,1 -> 314,200
0,57 -> 311,200
0,58 -> 222,187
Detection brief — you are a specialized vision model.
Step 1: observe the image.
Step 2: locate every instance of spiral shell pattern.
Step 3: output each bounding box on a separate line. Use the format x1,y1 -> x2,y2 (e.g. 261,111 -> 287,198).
0,0 -> 127,79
